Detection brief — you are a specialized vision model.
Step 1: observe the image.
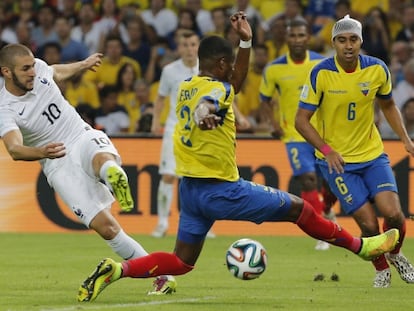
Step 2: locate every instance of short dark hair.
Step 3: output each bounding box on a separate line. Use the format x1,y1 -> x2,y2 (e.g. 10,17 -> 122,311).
198,35 -> 233,62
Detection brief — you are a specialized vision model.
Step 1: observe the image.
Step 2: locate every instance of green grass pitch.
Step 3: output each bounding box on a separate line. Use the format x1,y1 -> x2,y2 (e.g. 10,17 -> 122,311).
1,233 -> 413,311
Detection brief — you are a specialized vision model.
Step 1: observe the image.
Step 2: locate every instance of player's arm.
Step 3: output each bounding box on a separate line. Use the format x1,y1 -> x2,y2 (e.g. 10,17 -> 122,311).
151,94 -> 166,134
295,106 -> 344,174
378,97 -> 414,155
51,53 -> 103,82
229,11 -> 252,94
1,130 -> 66,161
232,101 -> 251,131
193,99 -> 221,130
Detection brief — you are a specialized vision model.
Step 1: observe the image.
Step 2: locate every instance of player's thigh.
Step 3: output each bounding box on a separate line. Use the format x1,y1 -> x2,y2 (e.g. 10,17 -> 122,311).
285,142 -> 316,176
204,179 -> 292,223
48,159 -> 114,227
79,129 -> 121,177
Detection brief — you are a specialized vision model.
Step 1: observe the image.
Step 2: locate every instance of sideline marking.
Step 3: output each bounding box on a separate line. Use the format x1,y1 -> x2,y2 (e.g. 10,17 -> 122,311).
39,296 -> 217,311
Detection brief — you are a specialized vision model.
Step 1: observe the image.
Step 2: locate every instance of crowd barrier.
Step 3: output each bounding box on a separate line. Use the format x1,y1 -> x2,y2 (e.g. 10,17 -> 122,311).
1,137 -> 414,236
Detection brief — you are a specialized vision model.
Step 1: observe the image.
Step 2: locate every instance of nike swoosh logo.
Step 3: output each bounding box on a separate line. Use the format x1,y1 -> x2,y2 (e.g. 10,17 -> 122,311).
18,106 -> 26,116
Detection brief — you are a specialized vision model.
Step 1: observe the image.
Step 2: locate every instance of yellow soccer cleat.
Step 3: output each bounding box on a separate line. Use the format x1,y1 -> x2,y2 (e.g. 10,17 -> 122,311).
77,258 -> 122,302
358,228 -> 399,261
106,166 -> 133,212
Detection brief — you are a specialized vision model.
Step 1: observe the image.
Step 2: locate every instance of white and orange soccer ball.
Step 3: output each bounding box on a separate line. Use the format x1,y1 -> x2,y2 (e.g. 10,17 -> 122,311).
226,238 -> 267,280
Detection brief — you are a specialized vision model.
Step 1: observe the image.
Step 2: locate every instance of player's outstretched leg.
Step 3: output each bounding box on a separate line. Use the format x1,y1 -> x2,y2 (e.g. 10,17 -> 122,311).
106,166 -> 133,212
358,229 -> 399,261
78,258 -> 122,302
386,252 -> 414,283
147,275 -> 177,295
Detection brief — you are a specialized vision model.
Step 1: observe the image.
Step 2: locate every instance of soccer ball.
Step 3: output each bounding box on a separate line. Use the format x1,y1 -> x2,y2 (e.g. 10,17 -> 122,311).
226,238 -> 267,280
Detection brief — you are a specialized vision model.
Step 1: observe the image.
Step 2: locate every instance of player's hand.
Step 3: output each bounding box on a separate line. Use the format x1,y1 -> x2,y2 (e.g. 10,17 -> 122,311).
230,11 -> 252,41
404,140 -> 414,157
198,115 -> 222,130
41,142 -> 66,159
84,53 -> 103,72
324,150 -> 345,174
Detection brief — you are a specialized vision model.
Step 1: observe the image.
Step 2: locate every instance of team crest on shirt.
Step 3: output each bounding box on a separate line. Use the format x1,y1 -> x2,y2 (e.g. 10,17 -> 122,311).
209,88 -> 224,100
358,82 -> 370,96
39,77 -> 51,86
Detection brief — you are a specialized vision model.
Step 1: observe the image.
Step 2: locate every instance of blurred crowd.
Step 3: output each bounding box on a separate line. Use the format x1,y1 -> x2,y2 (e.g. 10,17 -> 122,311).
0,0 -> 413,138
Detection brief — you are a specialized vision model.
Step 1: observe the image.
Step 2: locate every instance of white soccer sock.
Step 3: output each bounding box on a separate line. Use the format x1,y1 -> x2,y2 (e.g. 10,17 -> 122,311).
106,229 -> 148,260
156,180 -> 174,228
99,160 -> 126,191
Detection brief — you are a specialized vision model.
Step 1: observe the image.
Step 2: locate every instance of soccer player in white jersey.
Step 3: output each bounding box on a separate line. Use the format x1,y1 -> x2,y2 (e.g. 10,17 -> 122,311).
0,44 -> 176,297
151,30 -> 216,238
296,15 -> 414,287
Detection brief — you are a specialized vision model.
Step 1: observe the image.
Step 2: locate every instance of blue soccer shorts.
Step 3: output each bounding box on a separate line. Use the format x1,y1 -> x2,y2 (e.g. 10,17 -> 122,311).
316,153 -> 398,215
285,142 -> 317,176
177,177 -> 292,243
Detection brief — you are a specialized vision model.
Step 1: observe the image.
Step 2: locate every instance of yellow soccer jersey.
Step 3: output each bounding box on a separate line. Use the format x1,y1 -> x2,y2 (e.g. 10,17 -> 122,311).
174,76 -> 239,181
299,54 -> 392,163
260,51 -> 325,143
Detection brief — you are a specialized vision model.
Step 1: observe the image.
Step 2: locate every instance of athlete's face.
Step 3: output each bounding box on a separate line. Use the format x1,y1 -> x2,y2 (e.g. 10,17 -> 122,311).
333,33 -> 361,70
178,35 -> 199,64
286,25 -> 309,59
4,54 -> 36,95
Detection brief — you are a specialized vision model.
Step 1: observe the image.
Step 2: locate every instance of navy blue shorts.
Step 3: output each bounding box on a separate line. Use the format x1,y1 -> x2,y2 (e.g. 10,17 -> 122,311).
316,153 -> 398,214
177,178 -> 292,243
285,142 -> 317,176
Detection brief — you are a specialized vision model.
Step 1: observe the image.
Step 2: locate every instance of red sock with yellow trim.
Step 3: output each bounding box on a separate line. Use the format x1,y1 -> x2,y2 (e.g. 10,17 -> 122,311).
121,252 -> 193,278
296,200 -> 361,253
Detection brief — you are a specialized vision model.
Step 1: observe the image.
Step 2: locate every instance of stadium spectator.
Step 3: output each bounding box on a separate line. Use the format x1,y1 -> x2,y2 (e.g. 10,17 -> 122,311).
304,0 -> 337,35
31,4 -> 59,51
150,30 -> 200,238
204,6 -> 228,38
77,13 -> 399,302
312,0 -> 351,55
82,34 -> 141,89
140,0 -> 178,38
95,85 -> 130,136
184,0 -> 215,35
37,41 -> 62,65
56,0 -> 79,26
394,2 -> 414,43
0,43 -> 176,297
393,58 -> 414,109
55,16 -> 89,63
264,15 -> 288,60
381,97 -> 414,139
71,2 -> 104,55
122,15 -> 151,74
115,62 -> 140,133
14,20 -> 37,52
260,18 -> 336,251
361,7 -> 391,65
296,15 -> 414,287
236,44 -> 270,133
136,102 -> 154,133
389,41 -> 413,87
64,71 -> 101,109
166,8 -> 202,50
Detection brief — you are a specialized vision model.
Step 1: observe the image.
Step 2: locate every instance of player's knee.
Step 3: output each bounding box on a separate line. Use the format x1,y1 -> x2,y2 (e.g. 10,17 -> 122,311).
174,254 -> 194,275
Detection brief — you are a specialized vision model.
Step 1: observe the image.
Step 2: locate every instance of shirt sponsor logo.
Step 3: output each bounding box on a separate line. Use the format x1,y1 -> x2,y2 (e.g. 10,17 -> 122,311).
327,90 -> 347,94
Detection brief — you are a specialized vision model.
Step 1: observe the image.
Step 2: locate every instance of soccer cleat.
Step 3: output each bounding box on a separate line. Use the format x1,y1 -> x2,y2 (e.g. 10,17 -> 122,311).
315,240 -> 330,251
151,224 -> 168,238
147,275 -> 177,295
386,252 -> 414,283
358,229 -> 399,261
77,258 -> 122,302
373,268 -> 391,288
106,166 -> 133,212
